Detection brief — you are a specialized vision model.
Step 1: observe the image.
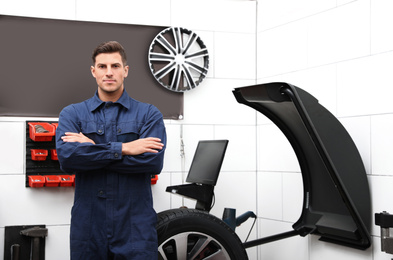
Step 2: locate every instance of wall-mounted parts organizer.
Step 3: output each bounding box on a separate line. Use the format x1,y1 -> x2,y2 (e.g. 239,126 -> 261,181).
25,121 -> 75,188
26,121 -> 158,187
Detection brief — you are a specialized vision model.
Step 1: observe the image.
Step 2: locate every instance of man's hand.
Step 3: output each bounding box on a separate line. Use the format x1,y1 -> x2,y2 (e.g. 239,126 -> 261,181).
122,137 -> 164,156
61,132 -> 95,144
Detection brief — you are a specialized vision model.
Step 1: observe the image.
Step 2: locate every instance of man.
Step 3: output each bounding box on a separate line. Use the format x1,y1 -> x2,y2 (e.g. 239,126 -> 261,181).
56,41 -> 166,260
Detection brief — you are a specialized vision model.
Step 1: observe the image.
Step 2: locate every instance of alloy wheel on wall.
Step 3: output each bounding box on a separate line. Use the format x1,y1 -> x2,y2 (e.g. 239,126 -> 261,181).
148,27 -> 209,92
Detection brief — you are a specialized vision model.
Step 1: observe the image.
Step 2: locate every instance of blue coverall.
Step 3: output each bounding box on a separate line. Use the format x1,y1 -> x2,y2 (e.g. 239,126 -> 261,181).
55,89 -> 166,260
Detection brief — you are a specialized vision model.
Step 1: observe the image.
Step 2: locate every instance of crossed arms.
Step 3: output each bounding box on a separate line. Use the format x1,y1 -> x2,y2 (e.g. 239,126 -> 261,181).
61,132 -> 164,155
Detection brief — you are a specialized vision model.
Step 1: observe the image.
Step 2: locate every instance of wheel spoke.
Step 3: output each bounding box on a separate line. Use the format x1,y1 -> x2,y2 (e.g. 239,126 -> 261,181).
182,32 -> 198,54
172,27 -> 183,53
158,247 -> 168,260
170,65 -> 182,91
203,250 -> 230,260
149,52 -> 175,62
188,236 -> 210,259
173,234 -> 189,259
185,60 -> 208,75
185,48 -> 209,59
182,64 -> 197,89
154,62 -> 176,79
156,35 -> 177,55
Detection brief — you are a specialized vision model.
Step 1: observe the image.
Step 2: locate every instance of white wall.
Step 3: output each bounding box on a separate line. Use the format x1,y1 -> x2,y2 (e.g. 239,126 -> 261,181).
257,0 -> 393,259
0,0 -> 392,259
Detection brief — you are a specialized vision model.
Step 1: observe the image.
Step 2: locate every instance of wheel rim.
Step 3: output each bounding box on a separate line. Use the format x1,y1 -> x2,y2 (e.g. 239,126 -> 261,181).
148,27 -> 209,92
158,231 -> 231,260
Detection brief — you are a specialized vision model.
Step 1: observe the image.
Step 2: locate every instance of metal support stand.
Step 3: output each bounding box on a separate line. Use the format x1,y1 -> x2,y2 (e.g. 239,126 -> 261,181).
375,211 -> 393,254
243,230 -> 300,249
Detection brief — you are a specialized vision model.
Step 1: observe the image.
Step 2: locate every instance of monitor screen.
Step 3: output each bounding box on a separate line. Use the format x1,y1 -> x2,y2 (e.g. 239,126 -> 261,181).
186,140 -> 229,186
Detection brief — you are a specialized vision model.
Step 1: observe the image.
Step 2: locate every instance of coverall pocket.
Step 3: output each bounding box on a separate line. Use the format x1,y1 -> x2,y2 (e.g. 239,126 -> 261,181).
116,122 -> 141,143
80,121 -> 104,142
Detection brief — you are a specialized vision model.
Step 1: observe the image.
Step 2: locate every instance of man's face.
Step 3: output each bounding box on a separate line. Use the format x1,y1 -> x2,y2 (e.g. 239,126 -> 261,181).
91,52 -> 129,98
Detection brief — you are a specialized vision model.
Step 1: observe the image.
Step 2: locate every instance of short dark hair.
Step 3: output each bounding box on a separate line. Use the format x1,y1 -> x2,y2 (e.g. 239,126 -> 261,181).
92,41 -> 127,65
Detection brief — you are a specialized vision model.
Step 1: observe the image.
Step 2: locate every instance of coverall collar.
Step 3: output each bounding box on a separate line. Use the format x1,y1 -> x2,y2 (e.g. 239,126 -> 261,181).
89,89 -> 130,112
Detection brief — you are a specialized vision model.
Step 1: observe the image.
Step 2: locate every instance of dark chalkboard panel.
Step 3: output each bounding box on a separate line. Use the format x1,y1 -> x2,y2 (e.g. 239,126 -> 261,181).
0,15 -> 183,119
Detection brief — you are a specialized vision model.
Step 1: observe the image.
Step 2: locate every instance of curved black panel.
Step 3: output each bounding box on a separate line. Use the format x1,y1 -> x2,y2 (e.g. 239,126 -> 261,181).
233,82 -> 371,249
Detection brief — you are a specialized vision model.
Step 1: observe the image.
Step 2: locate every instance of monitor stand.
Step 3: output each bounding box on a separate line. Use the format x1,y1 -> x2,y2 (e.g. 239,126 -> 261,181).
166,183 -> 214,212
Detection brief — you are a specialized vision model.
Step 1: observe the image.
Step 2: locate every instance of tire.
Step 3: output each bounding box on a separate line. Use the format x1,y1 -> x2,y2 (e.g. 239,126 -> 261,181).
157,208 -> 248,260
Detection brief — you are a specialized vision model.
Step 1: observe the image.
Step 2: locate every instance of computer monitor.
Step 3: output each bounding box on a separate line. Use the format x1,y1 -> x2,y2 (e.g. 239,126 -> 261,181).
185,140 -> 229,186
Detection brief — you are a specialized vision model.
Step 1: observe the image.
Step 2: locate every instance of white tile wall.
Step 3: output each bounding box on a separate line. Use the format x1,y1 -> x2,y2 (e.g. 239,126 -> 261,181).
161,123 -> 182,172
257,19 -> 308,78
0,175 -> 74,227
310,236 -> 372,260
214,32 -> 256,79
215,125 -> 257,172
369,175 -> 393,236
337,52 -> 393,117
337,0 -> 356,5
0,228 -> 3,257
340,116 -> 371,175
195,30 -> 216,78
282,172 -> 303,222
257,124 -> 300,172
309,234 -> 372,260
0,122 -> 25,174
182,78 -> 256,125
257,172 -> 283,220
258,219 -> 309,259
76,0 -> 171,26
2,0 -> 393,259
171,0 -> 256,33
0,0 -> 75,20
182,124 -> 215,169
371,114 -> 393,175
307,0 -> 370,68
45,225 -> 71,259
151,170 -> 171,213
370,0 -> 393,54
257,0 -> 336,32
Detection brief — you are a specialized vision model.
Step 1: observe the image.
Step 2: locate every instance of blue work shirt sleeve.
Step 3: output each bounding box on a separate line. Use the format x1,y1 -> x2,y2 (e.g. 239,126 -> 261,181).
107,106 -> 167,175
56,105 -> 123,173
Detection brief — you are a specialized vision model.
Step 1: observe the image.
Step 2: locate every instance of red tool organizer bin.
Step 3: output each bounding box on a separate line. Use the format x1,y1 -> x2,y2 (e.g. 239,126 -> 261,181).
50,149 -> 58,160
59,175 -> 75,187
28,122 -> 56,142
151,175 -> 158,185
28,175 -> 46,188
30,149 -> 48,161
45,175 -> 61,187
